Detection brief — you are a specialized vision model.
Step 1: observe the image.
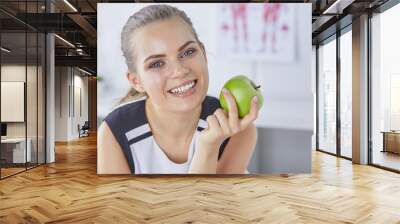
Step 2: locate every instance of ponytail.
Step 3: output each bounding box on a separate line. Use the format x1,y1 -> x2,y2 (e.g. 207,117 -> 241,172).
117,88 -> 146,106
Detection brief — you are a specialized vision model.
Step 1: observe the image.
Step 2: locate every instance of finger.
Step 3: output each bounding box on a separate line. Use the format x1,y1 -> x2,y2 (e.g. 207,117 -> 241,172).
222,88 -> 239,118
206,115 -> 222,132
222,88 -> 240,131
240,96 -> 259,129
214,108 -> 231,136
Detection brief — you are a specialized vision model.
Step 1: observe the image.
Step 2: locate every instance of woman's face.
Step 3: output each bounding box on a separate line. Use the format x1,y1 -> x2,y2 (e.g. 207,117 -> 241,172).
129,16 -> 209,113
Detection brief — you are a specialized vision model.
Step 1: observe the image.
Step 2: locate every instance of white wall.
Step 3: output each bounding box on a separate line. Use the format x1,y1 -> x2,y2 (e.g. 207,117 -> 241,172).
1,65 -> 39,137
72,73 -> 89,138
55,67 -> 68,141
55,67 -> 89,141
207,4 -> 312,130
312,45 -> 316,150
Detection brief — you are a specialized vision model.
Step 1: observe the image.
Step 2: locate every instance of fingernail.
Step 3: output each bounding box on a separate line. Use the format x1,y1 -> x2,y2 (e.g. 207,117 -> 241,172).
253,96 -> 258,103
222,88 -> 228,94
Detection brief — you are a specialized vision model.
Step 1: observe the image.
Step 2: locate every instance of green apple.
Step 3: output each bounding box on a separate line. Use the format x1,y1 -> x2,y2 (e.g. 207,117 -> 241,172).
219,75 -> 264,118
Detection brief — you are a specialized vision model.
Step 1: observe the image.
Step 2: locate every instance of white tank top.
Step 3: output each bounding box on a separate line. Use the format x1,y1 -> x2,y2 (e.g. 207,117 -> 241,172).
104,96 -> 230,174
130,125 -> 199,174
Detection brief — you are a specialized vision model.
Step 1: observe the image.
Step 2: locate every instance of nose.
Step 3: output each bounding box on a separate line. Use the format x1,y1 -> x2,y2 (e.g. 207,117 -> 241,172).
170,60 -> 189,78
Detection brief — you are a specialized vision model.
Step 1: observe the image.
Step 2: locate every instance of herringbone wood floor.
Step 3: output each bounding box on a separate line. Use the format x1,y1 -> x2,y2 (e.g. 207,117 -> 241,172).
1,134 -> 400,223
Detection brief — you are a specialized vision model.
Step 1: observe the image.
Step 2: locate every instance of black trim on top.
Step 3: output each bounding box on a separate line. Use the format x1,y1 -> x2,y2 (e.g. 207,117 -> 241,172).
127,131 -> 152,145
121,133 -> 136,174
219,138 -> 230,160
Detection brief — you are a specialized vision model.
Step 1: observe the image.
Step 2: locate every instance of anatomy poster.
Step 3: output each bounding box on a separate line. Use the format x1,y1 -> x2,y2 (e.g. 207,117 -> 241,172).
218,3 -> 295,62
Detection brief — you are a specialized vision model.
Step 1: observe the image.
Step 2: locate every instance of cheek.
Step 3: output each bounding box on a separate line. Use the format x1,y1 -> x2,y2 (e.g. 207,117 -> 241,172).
196,58 -> 209,84
190,55 -> 208,76
141,74 -> 167,95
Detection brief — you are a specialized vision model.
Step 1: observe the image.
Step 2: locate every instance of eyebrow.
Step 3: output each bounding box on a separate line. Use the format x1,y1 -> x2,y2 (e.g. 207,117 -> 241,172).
143,40 -> 196,63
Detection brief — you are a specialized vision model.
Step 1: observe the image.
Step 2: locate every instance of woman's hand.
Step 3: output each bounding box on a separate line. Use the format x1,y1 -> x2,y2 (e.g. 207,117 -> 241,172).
189,89 -> 259,174
198,88 -> 259,149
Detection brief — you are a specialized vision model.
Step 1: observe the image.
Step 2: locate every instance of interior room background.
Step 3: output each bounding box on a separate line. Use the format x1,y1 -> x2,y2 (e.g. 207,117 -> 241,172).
97,3 -> 313,173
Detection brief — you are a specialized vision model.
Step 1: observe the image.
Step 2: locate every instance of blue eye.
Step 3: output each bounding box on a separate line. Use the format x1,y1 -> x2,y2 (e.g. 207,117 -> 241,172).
181,48 -> 196,58
149,61 -> 164,69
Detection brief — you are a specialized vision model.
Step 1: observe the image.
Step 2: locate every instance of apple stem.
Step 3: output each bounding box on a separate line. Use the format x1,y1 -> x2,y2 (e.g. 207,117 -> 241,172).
255,85 -> 261,89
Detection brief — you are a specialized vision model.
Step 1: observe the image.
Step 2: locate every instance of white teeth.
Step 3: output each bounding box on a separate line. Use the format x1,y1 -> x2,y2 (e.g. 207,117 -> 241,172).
170,81 -> 195,94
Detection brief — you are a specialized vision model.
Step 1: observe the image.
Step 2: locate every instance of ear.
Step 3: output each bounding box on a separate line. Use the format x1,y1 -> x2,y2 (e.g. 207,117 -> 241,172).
126,72 -> 145,93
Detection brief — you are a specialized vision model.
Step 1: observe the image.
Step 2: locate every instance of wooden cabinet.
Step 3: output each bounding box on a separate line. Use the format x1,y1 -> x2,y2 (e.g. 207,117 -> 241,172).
382,132 -> 400,154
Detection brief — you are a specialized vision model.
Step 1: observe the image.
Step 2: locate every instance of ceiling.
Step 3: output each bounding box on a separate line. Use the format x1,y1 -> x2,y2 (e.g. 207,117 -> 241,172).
311,0 -> 390,44
0,0 -> 100,74
0,0 -> 395,74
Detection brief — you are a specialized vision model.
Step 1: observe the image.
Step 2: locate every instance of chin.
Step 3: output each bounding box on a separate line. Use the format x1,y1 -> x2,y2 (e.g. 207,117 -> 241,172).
173,94 -> 204,113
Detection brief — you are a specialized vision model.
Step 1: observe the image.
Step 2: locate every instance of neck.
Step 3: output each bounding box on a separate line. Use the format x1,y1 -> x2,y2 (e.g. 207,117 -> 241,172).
145,99 -> 202,141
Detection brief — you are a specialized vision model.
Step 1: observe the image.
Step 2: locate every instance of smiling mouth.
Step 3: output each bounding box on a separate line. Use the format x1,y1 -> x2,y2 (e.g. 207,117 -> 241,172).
167,79 -> 198,95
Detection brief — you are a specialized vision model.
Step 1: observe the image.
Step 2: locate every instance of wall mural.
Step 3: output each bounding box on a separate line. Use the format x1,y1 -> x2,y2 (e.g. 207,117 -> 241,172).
218,3 -> 295,62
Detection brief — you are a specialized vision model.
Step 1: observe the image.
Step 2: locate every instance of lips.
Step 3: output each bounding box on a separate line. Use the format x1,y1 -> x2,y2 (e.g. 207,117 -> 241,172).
167,79 -> 198,94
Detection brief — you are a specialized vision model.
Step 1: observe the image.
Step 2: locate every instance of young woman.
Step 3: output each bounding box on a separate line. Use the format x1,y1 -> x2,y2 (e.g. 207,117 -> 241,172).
97,4 -> 259,174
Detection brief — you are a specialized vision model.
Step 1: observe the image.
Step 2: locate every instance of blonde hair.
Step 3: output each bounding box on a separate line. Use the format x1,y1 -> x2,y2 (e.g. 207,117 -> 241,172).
119,4 -> 204,104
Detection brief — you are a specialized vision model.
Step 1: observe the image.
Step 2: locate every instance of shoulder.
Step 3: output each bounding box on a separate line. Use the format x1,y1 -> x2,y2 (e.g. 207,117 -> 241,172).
105,97 -> 147,123
103,97 -> 148,169
97,122 -> 131,174
104,97 -> 147,135
97,122 -> 116,156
